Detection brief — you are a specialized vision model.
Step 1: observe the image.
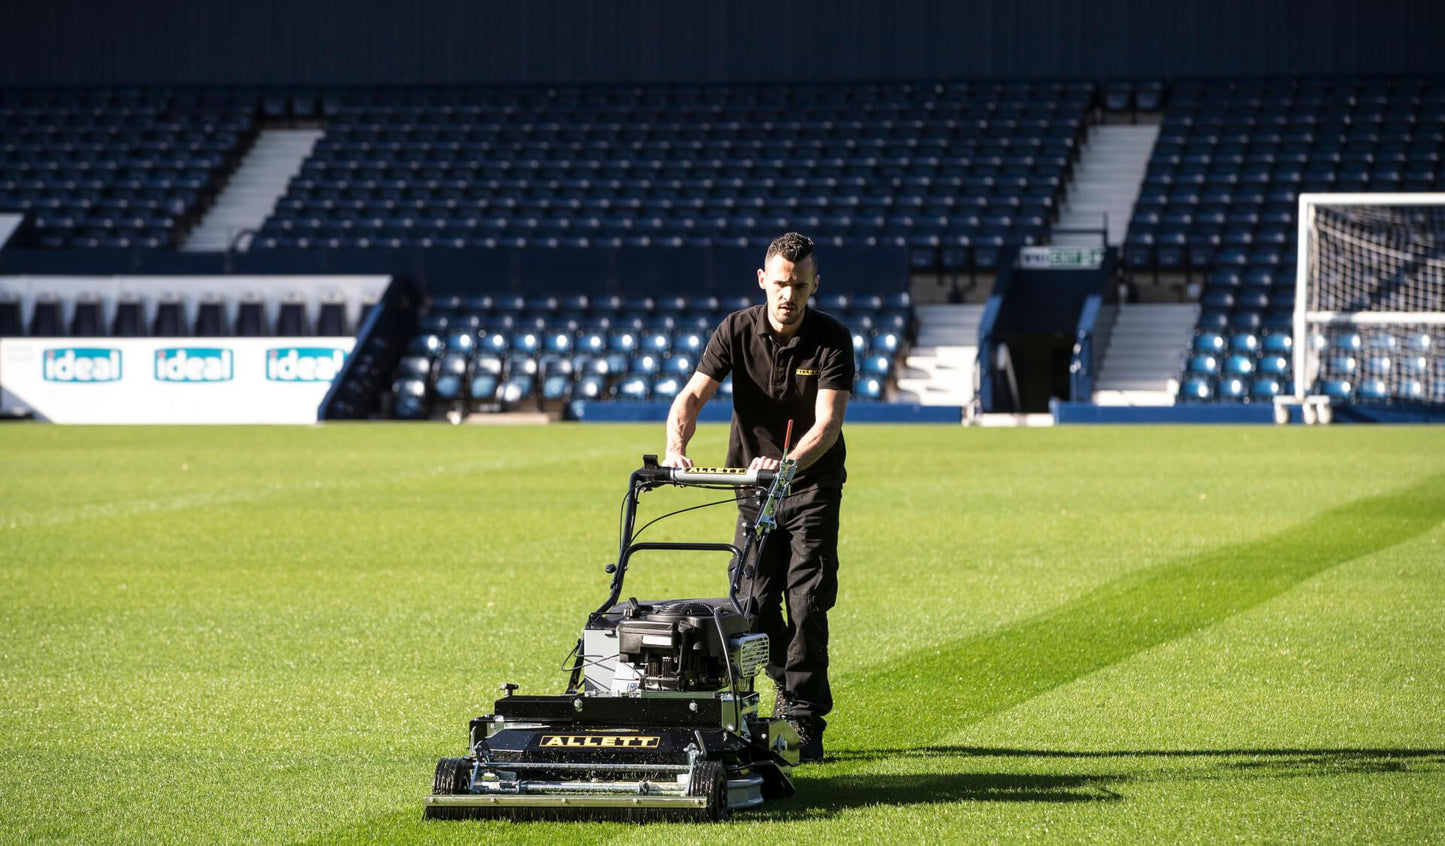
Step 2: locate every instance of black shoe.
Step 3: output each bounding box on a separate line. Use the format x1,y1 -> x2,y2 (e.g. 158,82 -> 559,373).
799,732 -> 825,764
787,717 -> 825,764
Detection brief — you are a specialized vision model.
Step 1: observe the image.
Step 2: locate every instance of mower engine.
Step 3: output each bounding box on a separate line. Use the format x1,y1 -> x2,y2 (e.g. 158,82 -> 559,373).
585,599 -> 770,694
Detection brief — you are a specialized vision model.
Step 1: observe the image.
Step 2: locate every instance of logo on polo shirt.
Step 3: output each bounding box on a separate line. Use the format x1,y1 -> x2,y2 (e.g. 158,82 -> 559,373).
795,368 -> 819,376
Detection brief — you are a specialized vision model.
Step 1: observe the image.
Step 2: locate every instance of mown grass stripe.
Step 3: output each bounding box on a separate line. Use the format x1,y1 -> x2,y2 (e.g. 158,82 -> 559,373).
835,473 -> 1445,747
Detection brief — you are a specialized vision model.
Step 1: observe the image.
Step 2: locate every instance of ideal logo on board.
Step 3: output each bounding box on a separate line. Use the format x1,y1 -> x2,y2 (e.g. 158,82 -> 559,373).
154,348 -> 234,382
266,347 -> 346,382
42,348 -> 123,382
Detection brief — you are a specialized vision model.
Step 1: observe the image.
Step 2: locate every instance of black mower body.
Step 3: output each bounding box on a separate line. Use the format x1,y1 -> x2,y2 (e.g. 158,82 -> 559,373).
424,457 -> 799,822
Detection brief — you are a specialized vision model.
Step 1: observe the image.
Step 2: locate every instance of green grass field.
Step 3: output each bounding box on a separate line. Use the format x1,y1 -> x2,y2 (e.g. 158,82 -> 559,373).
2,423 -> 1443,844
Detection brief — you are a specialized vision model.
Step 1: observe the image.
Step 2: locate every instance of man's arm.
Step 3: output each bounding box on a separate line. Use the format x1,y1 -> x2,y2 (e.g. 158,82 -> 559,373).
663,371 -> 721,467
749,387 -> 850,471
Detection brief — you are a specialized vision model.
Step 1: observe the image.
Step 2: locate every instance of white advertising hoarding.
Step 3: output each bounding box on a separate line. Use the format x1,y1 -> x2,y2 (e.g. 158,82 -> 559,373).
0,337 -> 355,424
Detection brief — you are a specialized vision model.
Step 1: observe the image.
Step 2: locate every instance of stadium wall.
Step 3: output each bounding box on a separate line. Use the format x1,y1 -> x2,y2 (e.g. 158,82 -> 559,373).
2,0 -> 1443,87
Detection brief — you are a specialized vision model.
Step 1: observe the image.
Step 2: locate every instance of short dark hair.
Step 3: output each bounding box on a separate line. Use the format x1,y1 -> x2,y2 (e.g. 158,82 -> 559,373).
764,232 -> 816,269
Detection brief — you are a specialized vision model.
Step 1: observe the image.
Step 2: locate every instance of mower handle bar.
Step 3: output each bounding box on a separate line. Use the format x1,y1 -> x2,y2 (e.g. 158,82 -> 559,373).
636,456 -> 776,488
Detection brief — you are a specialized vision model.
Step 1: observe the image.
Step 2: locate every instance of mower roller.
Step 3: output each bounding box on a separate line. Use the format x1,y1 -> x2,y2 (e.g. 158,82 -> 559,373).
424,454 -> 800,823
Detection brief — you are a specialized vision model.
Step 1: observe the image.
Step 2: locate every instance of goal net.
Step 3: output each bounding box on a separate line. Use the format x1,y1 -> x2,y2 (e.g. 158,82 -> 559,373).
1295,193 -> 1445,404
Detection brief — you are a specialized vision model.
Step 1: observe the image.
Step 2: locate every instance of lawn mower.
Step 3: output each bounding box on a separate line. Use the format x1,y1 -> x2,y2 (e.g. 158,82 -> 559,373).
424,454 -> 801,822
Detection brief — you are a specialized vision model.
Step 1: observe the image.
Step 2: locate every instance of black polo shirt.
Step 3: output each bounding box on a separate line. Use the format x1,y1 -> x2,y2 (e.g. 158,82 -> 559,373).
696,304 -> 854,490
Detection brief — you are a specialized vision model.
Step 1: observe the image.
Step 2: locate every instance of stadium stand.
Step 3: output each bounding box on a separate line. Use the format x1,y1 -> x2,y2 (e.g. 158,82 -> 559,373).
1126,77 -> 1445,404
7,76 -> 1439,418
387,291 -> 913,418
0,88 -> 253,249
250,80 -> 1091,272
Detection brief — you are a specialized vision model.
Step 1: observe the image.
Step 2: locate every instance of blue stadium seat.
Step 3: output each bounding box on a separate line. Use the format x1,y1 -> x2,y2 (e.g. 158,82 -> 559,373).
1216,376 -> 1249,401
860,354 -> 892,378
1196,311 -> 1230,332
1332,331 -> 1363,353
1365,332 -> 1398,353
1228,332 -> 1260,354
674,331 -> 707,356
433,354 -> 468,400
479,331 -> 509,355
616,375 -> 650,400
1398,354 -> 1431,379
489,373 -> 528,406
1363,354 -> 1394,376
652,376 -> 682,397
1231,311 -> 1263,332
629,353 -> 663,375
1192,332 -> 1226,355
1261,331 -> 1293,355
1251,377 -> 1284,400
1222,354 -> 1256,377
541,374 -> 572,402
392,378 -> 428,419
510,331 -> 542,355
1322,351 -> 1358,378
1186,354 -> 1220,377
473,353 -> 505,378
445,330 -> 476,356
609,331 -> 639,353
1179,376 -> 1214,402
397,355 -> 432,380
853,377 -> 884,401
574,374 -> 606,400
662,355 -> 694,377
1356,379 -> 1390,401
1257,354 -> 1290,377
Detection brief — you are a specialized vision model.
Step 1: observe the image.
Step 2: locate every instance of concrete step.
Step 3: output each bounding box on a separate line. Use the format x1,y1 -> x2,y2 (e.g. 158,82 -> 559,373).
898,307 -> 981,406
1091,389 -> 1178,407
1091,303 -> 1197,402
183,128 -> 324,252
1055,122 -> 1160,247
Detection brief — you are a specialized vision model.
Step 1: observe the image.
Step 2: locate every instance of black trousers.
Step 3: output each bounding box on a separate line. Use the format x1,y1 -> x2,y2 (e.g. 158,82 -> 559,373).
734,484 -> 842,732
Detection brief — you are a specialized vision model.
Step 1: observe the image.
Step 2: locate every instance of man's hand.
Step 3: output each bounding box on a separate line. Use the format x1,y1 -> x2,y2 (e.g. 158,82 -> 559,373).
748,456 -> 782,471
662,452 -> 693,468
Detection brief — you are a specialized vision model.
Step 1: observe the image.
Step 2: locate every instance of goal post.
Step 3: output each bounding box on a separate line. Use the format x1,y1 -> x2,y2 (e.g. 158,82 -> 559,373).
1294,193 -> 1445,406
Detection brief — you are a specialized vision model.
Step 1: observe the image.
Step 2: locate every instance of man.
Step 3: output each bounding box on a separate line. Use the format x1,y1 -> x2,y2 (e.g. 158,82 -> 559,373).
662,232 -> 853,763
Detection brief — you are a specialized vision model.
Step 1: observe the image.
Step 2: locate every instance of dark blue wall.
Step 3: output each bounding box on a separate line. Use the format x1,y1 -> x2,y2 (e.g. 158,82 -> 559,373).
3,0 -> 1443,87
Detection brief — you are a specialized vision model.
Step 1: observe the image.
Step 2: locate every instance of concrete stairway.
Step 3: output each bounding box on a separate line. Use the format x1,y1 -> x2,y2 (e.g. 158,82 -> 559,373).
895,304 -> 984,407
1091,303 -> 1200,405
1053,123 -> 1160,247
183,129 -> 323,251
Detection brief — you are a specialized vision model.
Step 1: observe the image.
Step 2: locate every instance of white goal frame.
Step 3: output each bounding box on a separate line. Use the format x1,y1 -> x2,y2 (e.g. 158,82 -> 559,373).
1293,192 -> 1445,402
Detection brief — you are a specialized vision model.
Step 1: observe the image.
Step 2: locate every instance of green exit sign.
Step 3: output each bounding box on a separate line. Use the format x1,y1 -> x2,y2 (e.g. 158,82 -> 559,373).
1018,246 -> 1107,269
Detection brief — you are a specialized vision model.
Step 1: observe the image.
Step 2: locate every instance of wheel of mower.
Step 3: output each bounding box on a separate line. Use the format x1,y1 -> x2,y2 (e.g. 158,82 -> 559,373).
423,757 -> 472,821
686,759 -> 730,822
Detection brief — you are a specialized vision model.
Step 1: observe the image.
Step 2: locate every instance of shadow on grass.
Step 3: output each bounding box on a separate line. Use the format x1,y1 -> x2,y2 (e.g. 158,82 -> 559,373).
755,746 -> 1445,818
751,770 -> 1124,819
832,746 -> 1445,768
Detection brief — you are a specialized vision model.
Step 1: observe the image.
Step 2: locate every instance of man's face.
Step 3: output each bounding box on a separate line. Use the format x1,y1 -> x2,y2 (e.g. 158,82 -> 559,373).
757,254 -> 818,334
